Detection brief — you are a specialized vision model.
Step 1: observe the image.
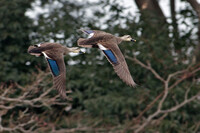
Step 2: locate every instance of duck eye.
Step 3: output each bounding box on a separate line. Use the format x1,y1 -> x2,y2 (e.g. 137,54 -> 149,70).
34,44 -> 38,47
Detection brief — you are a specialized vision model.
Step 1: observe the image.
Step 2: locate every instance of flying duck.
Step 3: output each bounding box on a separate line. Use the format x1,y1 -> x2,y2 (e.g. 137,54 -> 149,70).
28,42 -> 83,98
77,29 -> 137,87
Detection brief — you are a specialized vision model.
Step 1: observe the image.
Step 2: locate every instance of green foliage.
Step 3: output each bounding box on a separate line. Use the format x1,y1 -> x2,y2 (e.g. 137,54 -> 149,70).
1,0 -> 200,132
0,0 -> 36,83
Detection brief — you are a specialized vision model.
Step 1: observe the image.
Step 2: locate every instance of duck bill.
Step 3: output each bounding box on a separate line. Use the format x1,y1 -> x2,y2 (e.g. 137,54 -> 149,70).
79,50 -> 85,54
131,39 -> 136,42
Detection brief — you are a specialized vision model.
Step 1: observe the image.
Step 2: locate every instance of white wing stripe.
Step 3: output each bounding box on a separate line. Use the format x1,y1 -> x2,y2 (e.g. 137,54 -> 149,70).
88,33 -> 94,38
42,52 -> 51,59
98,44 -> 108,50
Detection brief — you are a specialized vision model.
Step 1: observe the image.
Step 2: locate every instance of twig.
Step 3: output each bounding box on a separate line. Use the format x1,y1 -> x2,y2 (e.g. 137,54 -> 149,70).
126,55 -> 165,83
160,93 -> 200,113
126,55 -> 200,133
0,68 -> 71,133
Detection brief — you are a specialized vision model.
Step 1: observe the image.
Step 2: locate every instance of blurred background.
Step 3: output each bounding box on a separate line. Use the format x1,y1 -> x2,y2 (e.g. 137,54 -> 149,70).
0,0 -> 200,132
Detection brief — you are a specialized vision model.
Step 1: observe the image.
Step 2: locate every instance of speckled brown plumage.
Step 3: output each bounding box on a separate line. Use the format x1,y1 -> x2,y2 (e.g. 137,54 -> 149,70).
78,30 -> 137,87
28,42 -> 82,98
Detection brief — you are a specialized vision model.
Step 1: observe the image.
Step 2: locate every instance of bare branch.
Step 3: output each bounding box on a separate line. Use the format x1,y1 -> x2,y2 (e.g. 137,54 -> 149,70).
160,92 -> 200,113
134,109 -> 160,133
135,91 -> 199,133
126,55 -> 165,83
125,55 -> 200,132
167,69 -> 187,82
0,116 -> 36,132
132,91 -> 164,124
0,69 -> 71,133
169,66 -> 200,90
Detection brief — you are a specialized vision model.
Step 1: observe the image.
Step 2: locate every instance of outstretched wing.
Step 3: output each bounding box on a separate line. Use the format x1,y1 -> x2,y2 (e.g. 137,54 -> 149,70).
100,44 -> 136,87
44,52 -> 67,98
46,58 -> 60,76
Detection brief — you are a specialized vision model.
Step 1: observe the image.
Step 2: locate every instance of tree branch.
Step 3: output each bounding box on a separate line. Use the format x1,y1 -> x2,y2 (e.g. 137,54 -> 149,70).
0,69 -> 71,133
126,55 -> 200,132
126,55 -> 165,83
186,0 -> 200,19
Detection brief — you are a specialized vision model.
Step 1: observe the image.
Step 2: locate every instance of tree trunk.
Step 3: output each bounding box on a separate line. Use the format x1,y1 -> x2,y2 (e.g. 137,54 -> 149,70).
186,0 -> 200,61
134,0 -> 166,23
134,0 -> 168,40
170,0 -> 180,51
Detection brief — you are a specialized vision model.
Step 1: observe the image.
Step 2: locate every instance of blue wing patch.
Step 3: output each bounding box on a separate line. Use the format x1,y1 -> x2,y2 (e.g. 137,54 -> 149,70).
103,50 -> 118,64
47,59 -> 60,76
84,30 -> 94,34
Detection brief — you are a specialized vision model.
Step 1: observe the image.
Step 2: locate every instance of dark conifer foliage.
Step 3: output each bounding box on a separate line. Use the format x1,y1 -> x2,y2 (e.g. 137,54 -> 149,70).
0,0 -> 35,83
0,0 -> 200,132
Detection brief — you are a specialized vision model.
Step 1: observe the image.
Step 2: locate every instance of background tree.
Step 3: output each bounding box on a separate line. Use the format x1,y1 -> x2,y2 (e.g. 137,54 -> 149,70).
0,0 -> 35,83
0,0 -> 200,132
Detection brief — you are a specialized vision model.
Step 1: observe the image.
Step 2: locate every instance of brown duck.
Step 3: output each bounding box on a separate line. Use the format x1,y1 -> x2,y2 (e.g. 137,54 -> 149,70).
28,42 -> 83,98
78,30 -> 137,87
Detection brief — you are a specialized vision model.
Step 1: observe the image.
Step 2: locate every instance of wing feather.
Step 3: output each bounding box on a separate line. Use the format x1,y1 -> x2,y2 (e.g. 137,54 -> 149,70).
102,44 -> 136,87
45,53 -> 67,98
78,29 -> 136,87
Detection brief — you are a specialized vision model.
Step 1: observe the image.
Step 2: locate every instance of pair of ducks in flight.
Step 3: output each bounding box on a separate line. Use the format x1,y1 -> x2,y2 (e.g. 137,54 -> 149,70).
28,29 -> 137,98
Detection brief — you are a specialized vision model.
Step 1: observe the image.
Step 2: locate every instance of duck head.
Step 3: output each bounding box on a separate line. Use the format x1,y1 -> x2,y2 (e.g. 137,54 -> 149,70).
27,43 -> 43,57
120,35 -> 136,42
